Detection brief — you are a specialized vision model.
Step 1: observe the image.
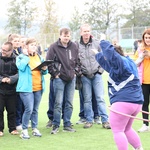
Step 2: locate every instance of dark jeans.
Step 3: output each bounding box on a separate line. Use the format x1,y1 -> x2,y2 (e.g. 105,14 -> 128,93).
16,93 -> 24,126
47,80 -> 54,121
79,88 -> 99,119
0,93 -> 17,133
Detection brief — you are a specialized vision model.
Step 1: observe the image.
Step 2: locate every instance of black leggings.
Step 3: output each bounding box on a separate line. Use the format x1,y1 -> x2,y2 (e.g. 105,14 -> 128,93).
142,84 -> 150,126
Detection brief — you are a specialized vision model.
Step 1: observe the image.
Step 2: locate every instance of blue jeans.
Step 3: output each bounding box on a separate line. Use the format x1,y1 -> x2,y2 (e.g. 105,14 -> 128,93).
79,87 -> 99,119
81,74 -> 108,123
53,77 -> 75,127
20,90 -> 42,129
47,79 -> 65,121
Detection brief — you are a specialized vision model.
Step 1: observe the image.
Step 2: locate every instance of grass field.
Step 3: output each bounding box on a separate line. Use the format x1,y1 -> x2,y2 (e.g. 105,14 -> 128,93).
1,72 -> 149,150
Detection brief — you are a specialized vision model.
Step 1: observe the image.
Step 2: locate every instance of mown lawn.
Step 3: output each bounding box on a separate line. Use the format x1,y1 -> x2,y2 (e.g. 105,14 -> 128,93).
1,72 -> 149,150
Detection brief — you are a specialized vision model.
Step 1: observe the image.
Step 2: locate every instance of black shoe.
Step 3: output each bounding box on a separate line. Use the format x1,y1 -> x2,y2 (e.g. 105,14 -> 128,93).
51,125 -> 59,134
63,126 -> 76,132
46,120 -> 52,128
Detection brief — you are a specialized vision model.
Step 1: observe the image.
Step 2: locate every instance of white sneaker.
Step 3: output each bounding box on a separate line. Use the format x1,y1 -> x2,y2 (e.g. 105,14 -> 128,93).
16,125 -> 22,131
138,124 -> 149,132
32,128 -> 42,137
20,129 -> 30,139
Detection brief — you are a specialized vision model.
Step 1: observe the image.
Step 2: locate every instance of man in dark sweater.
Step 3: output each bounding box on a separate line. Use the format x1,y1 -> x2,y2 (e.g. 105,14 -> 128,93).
46,28 -> 78,134
0,42 -> 19,136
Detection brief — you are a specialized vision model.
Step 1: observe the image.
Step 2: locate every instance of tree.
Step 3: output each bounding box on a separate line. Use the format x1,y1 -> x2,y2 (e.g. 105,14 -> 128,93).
5,0 -> 22,34
40,0 -> 59,34
6,0 -> 37,35
38,0 -> 59,48
68,7 -> 81,32
123,0 -> 150,27
81,0 -> 121,33
68,7 -> 82,41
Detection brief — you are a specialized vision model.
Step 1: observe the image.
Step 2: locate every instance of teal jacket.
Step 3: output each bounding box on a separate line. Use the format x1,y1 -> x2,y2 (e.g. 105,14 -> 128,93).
16,54 -> 48,92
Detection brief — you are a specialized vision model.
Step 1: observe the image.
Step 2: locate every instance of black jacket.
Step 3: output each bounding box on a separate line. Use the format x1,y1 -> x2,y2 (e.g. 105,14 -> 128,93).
46,39 -> 79,82
0,53 -> 18,95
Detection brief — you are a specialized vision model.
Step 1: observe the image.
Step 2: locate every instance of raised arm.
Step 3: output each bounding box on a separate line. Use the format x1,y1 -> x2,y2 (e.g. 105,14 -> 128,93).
96,40 -> 125,75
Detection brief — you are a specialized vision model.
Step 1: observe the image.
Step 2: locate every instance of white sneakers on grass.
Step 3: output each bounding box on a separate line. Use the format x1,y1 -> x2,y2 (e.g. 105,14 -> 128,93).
20,129 -> 30,139
32,128 -> 42,137
138,124 -> 149,132
20,128 -> 42,139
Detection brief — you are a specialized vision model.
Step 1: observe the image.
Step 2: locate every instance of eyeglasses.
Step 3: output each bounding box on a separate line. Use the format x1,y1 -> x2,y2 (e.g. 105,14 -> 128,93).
1,48 -> 12,53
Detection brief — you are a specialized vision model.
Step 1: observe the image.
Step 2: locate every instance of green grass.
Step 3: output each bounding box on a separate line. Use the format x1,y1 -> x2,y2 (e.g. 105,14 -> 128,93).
1,73 -> 149,150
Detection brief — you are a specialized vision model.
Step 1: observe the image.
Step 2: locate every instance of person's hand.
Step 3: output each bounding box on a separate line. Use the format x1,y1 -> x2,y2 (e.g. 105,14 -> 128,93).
5,78 -> 11,84
41,66 -> 47,70
91,49 -> 99,55
144,50 -> 150,58
143,50 -> 150,58
55,73 -> 60,78
2,77 -> 7,83
2,77 -> 11,83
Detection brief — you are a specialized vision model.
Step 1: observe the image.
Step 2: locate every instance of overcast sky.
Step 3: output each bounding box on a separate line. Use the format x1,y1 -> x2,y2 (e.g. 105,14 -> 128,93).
0,0 -> 126,34
0,0 -> 89,34
0,0 -> 127,20
0,0 -> 88,20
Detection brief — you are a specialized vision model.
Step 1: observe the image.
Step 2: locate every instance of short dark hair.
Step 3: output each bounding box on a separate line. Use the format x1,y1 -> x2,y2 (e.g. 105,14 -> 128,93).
59,28 -> 71,35
3,41 -> 13,51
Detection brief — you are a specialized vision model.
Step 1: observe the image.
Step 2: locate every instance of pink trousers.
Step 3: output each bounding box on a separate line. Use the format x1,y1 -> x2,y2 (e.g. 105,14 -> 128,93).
109,102 -> 142,150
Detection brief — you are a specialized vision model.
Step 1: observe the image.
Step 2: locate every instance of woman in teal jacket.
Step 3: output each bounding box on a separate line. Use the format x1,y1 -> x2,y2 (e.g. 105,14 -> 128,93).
16,38 -> 48,139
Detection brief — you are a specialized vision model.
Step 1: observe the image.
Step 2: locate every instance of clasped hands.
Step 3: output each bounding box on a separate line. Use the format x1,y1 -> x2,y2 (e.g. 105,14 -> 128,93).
2,77 -> 11,84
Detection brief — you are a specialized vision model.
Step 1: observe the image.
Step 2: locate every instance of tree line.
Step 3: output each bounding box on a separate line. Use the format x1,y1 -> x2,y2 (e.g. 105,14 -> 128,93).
5,0 -> 150,38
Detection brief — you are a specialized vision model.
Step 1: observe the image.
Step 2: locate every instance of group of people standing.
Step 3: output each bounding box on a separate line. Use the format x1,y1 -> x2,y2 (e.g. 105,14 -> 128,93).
45,24 -> 147,150
46,24 -> 110,135
0,34 -> 47,139
0,24 -> 150,150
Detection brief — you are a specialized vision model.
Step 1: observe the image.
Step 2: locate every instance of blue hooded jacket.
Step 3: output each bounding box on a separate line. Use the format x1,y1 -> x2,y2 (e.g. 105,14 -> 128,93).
95,40 -> 143,105
16,54 -> 48,93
